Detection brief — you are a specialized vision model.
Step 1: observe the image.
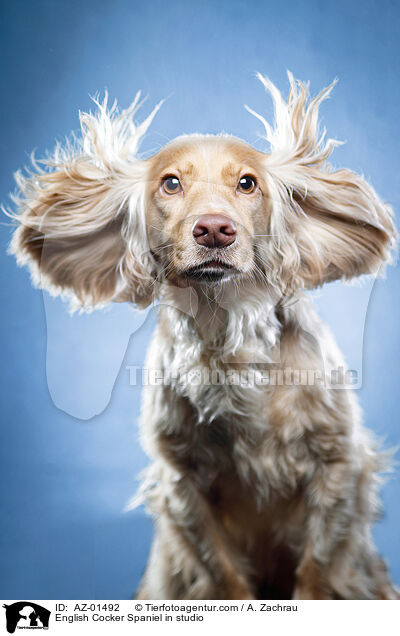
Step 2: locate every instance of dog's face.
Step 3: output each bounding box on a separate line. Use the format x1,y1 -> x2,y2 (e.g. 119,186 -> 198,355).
146,136 -> 270,286
9,75 -> 396,310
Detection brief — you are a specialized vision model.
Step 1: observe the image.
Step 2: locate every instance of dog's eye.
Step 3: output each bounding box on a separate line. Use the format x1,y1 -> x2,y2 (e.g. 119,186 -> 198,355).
162,176 -> 182,195
237,175 -> 256,194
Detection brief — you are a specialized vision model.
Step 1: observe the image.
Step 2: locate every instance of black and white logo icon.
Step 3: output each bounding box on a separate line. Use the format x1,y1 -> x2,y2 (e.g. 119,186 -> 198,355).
2,602 -> 50,633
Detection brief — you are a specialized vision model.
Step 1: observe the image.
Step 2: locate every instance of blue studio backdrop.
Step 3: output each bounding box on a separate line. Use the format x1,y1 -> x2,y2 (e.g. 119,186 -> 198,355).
0,0 -> 399,599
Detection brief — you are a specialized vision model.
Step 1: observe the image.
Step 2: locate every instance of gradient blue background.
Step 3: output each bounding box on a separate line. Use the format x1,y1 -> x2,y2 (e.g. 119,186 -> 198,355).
1,0 -> 399,599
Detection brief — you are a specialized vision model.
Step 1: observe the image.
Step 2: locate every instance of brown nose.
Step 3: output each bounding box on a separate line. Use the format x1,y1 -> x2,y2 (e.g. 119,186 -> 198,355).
192,214 -> 236,248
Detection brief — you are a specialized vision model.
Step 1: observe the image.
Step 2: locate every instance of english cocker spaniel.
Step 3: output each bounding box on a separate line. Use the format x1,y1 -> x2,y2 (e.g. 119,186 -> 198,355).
8,73 -> 398,599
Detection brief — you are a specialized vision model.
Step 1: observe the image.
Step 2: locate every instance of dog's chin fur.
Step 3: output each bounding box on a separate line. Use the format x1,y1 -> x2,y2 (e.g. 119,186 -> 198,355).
7,73 -> 398,600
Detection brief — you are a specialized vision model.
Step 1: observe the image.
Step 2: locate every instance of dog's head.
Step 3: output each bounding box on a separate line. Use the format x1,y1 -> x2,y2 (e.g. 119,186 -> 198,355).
8,75 -> 396,310
145,134 -> 270,287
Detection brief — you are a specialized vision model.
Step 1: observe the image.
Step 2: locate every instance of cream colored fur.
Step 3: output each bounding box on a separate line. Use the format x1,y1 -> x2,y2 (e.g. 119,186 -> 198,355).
7,74 -> 398,599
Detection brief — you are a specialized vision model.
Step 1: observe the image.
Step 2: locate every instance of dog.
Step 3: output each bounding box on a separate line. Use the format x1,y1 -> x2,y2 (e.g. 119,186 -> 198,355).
7,73 -> 398,599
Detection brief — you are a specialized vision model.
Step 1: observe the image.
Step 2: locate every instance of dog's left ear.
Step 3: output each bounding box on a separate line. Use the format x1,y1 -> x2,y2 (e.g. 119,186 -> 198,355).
8,93 -> 163,310
248,73 -> 397,291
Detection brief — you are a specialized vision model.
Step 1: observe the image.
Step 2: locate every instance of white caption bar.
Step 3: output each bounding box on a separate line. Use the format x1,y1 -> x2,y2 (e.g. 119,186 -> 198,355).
1,599 -> 399,635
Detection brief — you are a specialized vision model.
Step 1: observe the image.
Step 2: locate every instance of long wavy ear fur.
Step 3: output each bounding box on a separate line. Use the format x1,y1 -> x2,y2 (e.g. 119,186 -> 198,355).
7,93 -> 163,311
247,72 -> 397,292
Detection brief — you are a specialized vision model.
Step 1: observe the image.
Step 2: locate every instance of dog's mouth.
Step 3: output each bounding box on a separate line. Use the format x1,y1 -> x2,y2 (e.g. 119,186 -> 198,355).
182,260 -> 239,282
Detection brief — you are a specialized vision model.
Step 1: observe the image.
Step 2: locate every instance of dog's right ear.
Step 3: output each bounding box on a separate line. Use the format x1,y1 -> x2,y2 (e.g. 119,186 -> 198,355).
7,93 -> 163,310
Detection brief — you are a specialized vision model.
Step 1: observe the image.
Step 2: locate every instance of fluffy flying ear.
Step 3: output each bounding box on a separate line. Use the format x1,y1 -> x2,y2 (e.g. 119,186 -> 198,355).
247,73 -> 397,291
7,93 -> 163,310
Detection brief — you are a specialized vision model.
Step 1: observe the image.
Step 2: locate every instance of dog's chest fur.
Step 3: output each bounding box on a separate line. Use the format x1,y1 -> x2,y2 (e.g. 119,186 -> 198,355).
147,288 -> 333,504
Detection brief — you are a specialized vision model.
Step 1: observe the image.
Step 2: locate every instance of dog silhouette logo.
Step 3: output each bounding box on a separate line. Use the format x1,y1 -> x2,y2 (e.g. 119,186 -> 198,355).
2,602 -> 50,633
